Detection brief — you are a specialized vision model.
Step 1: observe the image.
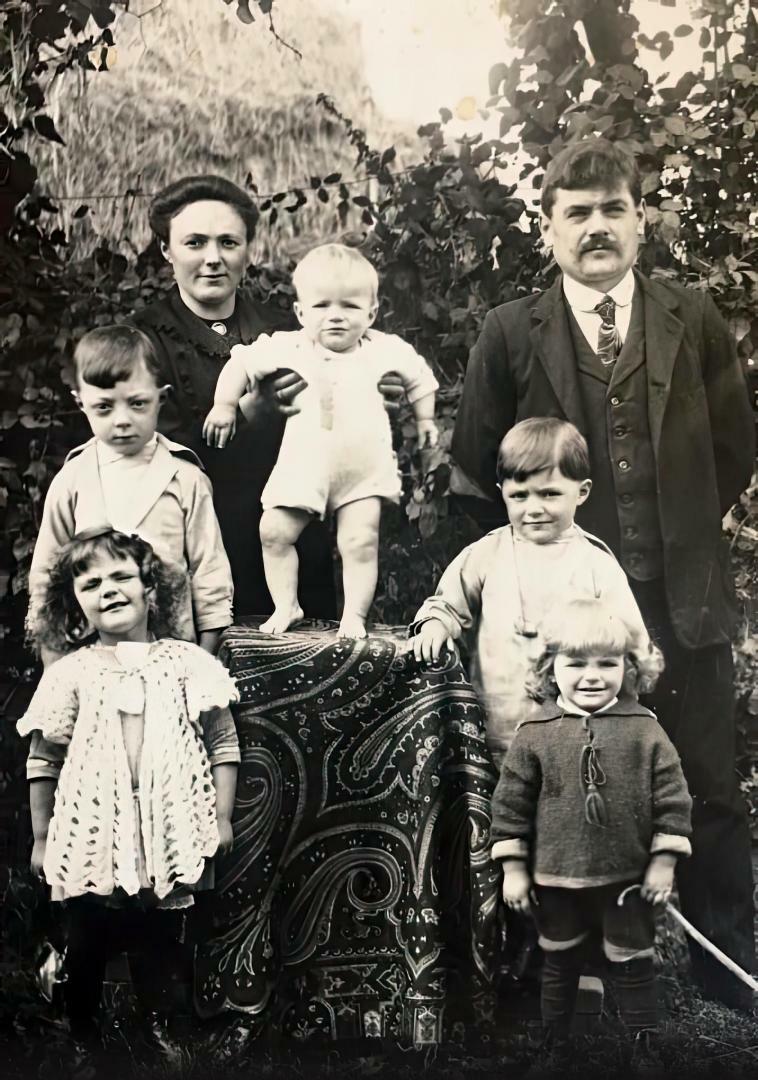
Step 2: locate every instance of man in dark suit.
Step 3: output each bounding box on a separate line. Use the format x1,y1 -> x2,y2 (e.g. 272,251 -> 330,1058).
452,138 -> 756,1010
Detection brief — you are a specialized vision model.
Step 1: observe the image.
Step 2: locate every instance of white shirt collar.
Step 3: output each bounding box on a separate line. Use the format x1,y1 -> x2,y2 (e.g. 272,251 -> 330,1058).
556,694 -> 619,717
562,269 -> 635,313
96,434 -> 158,466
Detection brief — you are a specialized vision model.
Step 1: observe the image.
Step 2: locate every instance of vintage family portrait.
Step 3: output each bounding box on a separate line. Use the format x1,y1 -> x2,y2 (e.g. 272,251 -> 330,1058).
1,1 -> 756,1077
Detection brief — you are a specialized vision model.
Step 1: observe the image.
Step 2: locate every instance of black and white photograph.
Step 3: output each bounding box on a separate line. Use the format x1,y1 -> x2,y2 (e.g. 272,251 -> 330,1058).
1,1 -> 757,1077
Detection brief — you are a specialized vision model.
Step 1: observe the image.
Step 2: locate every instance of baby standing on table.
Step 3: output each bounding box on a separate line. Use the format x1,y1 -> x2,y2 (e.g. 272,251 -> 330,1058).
203,242 -> 439,639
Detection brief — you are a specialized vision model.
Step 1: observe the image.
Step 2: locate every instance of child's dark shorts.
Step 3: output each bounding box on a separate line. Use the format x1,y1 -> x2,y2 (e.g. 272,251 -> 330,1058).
533,881 -> 655,962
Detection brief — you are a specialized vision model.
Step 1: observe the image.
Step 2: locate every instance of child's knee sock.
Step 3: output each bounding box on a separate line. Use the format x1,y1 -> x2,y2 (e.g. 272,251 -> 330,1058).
609,956 -> 658,1031
541,941 -> 586,1032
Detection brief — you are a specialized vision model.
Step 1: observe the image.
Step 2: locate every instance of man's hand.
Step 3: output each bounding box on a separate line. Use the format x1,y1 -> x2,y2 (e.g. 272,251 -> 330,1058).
203,404 -> 238,448
640,852 -> 676,905
31,837 -> 46,879
259,368 -> 308,418
378,371 -> 406,416
502,861 -> 532,912
216,817 -> 234,856
411,618 -> 455,664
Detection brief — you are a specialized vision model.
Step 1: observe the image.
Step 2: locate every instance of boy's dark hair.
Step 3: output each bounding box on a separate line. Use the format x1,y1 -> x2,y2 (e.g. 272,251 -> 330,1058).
148,175 -> 259,242
30,527 -> 187,654
496,417 -> 590,484
74,325 -> 164,390
541,138 -> 641,217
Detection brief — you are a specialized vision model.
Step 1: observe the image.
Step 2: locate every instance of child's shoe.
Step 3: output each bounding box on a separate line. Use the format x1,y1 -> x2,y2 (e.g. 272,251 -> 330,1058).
138,1011 -> 183,1064
629,1029 -> 664,1077
526,1026 -> 573,1076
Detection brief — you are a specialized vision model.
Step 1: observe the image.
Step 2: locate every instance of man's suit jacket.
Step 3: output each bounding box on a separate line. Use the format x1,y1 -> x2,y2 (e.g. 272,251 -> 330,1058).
451,272 -> 755,649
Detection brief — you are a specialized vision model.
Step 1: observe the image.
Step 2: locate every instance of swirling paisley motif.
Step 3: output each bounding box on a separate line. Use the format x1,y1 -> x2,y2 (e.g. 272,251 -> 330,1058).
195,622 -> 501,1042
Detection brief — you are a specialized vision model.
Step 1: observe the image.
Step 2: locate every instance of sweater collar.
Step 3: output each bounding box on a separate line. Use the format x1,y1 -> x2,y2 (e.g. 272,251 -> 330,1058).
537,695 -> 655,723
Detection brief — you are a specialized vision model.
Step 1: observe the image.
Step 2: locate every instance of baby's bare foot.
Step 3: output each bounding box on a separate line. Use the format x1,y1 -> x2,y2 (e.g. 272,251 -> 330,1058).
259,605 -> 303,634
337,612 -> 367,639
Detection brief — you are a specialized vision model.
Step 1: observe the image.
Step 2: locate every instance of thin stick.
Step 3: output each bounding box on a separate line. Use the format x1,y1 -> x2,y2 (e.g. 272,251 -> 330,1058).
617,883 -> 758,992
664,903 -> 758,993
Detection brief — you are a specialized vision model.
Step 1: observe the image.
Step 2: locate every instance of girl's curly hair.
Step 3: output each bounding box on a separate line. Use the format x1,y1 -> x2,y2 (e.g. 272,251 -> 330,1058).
528,597 -> 664,703
29,527 -> 188,654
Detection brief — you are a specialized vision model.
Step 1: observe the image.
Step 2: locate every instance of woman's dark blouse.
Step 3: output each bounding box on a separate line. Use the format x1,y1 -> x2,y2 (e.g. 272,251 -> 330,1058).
130,286 -> 336,619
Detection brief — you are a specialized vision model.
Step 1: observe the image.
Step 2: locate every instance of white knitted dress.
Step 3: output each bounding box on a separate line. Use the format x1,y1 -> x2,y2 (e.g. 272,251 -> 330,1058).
18,640 -> 239,900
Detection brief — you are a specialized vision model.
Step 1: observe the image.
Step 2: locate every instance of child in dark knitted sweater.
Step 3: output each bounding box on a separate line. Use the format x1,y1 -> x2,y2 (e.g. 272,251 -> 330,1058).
490,598 -> 692,1059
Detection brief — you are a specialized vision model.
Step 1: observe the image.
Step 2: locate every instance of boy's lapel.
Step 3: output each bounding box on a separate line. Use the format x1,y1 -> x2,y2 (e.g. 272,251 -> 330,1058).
123,440 -> 181,530
75,444 -> 109,525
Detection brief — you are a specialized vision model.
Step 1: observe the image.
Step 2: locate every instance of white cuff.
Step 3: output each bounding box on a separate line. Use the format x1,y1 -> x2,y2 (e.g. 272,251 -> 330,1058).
491,838 -> 529,862
650,832 -> 691,858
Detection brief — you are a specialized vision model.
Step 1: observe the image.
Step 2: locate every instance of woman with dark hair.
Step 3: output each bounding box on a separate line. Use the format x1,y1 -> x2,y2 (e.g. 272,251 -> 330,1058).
130,175 -> 336,619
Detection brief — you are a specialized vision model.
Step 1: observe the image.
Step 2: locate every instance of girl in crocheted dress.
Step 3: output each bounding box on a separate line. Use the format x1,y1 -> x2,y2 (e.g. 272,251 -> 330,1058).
18,527 -> 240,1046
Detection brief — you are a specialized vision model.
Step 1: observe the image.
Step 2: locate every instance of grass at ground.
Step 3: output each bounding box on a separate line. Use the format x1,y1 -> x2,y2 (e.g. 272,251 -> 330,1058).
3,915 -> 758,1080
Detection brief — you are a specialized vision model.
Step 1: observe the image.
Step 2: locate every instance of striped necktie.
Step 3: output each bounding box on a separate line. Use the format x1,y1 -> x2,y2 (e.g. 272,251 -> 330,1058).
594,295 -> 620,366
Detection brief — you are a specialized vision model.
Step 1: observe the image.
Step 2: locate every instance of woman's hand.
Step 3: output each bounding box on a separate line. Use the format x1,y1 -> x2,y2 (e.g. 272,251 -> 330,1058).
411,618 -> 455,664
378,371 -> 406,416
501,862 -> 532,912
259,369 -> 308,417
203,404 -> 238,448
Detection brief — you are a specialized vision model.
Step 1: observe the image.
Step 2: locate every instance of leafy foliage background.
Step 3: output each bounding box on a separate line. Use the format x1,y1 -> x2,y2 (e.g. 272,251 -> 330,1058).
0,0 -> 756,872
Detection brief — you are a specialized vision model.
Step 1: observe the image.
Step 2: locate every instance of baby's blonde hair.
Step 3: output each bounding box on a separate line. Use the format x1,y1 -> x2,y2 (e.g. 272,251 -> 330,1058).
292,242 -> 379,302
530,597 -> 663,701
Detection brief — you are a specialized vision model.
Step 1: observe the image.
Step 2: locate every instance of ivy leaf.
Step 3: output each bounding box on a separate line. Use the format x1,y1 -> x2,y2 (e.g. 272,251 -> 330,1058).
33,115 -> 65,144
489,62 -> 510,96
699,27 -> 710,48
258,0 -> 273,13
236,0 -> 255,25
673,24 -> 693,37
90,5 -> 116,29
380,147 -> 396,167
663,116 -> 685,135
323,172 -> 341,184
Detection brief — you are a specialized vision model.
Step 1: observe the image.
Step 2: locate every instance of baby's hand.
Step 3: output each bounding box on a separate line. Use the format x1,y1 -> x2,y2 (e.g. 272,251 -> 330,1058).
501,862 -> 532,912
216,817 -> 234,856
203,404 -> 238,448
416,419 -> 439,448
412,618 -> 454,664
640,853 -> 676,905
31,837 -> 46,879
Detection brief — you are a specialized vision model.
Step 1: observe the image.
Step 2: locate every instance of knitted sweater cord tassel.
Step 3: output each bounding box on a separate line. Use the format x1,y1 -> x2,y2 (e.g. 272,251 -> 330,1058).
581,738 -> 608,827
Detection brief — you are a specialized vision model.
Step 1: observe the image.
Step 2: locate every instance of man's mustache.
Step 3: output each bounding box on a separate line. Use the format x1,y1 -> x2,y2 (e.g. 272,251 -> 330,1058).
580,239 -> 619,253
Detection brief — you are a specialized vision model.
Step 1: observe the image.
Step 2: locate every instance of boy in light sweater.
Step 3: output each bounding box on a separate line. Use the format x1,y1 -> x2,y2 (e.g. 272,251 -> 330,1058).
411,417 -> 649,767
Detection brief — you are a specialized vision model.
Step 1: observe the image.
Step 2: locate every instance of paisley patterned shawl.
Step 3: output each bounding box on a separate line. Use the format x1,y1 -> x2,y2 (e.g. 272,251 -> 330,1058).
195,621 -> 500,1045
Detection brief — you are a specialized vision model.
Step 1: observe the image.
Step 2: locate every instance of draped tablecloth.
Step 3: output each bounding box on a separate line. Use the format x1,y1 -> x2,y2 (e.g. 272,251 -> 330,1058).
194,622 -> 501,1045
